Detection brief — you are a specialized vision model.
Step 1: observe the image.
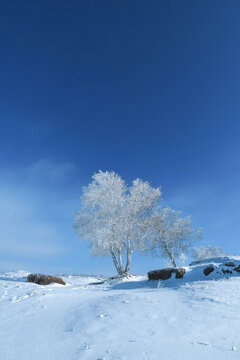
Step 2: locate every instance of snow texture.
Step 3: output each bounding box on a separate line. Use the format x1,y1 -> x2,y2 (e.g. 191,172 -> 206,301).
1,256 -> 240,360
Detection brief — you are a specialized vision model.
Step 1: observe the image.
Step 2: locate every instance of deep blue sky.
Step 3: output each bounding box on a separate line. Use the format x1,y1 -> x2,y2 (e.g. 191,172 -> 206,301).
0,1 -> 240,274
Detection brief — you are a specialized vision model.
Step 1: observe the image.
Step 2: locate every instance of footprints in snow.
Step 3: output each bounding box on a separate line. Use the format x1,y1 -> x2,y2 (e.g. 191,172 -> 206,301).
10,293 -> 34,303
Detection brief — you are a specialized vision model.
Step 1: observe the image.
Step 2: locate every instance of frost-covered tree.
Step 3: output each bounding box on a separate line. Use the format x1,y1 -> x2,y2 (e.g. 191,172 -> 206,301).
191,245 -> 227,261
146,207 -> 202,267
74,170 -> 161,276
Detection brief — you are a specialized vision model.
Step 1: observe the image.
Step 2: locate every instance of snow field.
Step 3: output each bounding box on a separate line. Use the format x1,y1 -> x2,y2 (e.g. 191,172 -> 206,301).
0,259 -> 240,360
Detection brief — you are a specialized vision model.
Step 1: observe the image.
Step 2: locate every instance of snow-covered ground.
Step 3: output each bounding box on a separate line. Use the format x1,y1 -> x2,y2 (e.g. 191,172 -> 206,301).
1,257 -> 240,360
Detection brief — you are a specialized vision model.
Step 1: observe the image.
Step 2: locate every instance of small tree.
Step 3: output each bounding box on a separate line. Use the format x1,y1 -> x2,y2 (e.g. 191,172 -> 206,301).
147,207 -> 202,267
191,245 -> 227,261
74,170 -> 161,276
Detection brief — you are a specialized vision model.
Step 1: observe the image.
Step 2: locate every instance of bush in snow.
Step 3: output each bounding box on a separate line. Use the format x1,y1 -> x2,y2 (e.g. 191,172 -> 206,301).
191,245 -> 227,261
27,274 -> 66,285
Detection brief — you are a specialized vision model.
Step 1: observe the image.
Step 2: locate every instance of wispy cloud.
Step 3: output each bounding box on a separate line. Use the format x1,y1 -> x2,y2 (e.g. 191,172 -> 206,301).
0,159 -> 79,269
1,159 -> 76,188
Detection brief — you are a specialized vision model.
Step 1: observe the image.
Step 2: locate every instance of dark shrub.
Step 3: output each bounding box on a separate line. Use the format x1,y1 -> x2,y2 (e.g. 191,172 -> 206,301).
148,268 -> 186,281
27,274 -> 66,285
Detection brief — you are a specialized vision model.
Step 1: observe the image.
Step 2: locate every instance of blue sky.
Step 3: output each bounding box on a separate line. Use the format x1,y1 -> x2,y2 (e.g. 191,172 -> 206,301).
0,1 -> 240,274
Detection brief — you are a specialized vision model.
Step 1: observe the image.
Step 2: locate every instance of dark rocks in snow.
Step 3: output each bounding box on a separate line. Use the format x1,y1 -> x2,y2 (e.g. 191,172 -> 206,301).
225,262 -> 235,267
189,259 -> 203,266
234,265 -> 240,272
222,269 -> 232,274
175,268 -> 186,278
148,268 -> 186,281
88,281 -> 105,285
203,265 -> 214,276
27,274 -> 66,285
149,258 -> 240,282
148,268 -> 173,280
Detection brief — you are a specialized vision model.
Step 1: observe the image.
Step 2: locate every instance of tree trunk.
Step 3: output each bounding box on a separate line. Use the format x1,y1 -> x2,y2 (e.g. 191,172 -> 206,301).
118,249 -> 124,274
110,249 -> 122,275
111,246 -> 131,276
163,240 -> 177,268
124,249 -> 131,274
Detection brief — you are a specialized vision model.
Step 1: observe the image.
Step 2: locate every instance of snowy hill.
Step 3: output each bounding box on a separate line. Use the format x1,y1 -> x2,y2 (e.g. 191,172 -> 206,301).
148,255 -> 240,285
1,257 -> 240,360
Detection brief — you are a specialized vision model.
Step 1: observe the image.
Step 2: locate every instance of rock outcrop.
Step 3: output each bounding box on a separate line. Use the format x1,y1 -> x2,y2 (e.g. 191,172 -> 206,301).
225,262 -> 235,267
203,265 -> 214,276
234,265 -> 240,272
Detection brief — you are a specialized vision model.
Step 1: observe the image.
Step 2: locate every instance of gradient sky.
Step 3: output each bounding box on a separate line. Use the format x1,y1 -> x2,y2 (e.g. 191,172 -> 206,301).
0,1 -> 240,275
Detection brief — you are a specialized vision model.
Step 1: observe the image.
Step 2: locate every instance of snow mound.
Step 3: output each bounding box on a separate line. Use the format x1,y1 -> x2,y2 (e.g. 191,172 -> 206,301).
143,256 -> 240,288
0,270 -> 30,282
185,255 -> 240,282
